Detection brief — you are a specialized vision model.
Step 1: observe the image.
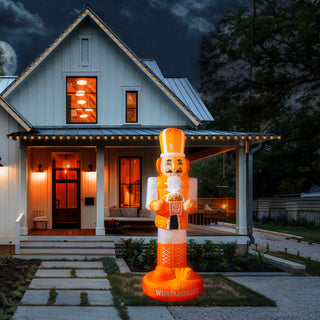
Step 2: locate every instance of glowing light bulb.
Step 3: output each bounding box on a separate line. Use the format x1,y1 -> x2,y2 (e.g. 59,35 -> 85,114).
77,80 -> 87,85
77,100 -> 86,105
76,90 -> 85,96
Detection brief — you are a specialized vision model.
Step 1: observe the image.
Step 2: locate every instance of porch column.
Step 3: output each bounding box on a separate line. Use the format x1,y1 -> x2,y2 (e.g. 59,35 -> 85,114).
19,145 -> 28,235
236,146 -> 247,235
96,146 -> 105,235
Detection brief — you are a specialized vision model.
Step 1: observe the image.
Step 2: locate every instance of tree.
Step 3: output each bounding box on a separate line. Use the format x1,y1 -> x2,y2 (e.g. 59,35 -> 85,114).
198,0 -> 320,196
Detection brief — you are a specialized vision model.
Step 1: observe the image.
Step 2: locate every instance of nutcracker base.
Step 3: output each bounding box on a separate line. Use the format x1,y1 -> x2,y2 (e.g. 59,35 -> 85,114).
142,267 -> 203,301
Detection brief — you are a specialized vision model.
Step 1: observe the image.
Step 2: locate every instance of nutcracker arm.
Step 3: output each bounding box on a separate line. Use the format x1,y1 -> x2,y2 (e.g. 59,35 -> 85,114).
184,178 -> 198,214
146,177 -> 158,210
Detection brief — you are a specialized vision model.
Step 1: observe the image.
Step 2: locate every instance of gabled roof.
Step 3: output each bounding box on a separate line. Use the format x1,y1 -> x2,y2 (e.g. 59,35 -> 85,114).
0,6 -> 206,127
143,60 -> 214,122
0,77 -> 32,131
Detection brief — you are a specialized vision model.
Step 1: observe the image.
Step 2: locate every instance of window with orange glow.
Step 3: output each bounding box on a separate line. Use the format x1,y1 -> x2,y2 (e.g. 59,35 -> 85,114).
119,157 -> 141,208
67,77 -> 97,123
126,91 -> 137,123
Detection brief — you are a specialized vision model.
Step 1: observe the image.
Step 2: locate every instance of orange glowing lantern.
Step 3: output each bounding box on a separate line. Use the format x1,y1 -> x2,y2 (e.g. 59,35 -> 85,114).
143,128 -> 203,301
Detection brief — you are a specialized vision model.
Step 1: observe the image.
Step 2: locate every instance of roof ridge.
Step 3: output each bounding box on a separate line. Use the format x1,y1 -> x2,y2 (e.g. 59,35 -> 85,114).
1,6 -> 201,127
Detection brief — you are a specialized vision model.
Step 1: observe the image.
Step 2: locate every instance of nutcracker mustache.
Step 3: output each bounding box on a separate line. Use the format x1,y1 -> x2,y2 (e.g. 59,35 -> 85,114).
166,168 -> 183,173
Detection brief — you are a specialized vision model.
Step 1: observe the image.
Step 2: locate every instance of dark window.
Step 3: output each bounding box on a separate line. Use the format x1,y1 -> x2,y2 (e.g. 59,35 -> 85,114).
126,91 -> 137,123
67,77 -> 97,123
119,157 -> 141,208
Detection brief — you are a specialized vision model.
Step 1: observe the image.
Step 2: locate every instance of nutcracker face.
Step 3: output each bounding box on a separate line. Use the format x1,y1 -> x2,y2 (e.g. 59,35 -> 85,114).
159,156 -> 189,177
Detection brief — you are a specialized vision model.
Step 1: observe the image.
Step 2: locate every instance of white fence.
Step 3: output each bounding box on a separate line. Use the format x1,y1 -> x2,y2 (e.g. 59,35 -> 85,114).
253,197 -> 320,225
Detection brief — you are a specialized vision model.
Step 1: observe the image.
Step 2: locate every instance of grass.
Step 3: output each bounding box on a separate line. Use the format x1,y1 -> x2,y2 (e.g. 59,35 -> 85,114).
252,221 -> 320,244
268,251 -> 320,276
80,292 -> 90,306
47,288 -> 58,306
107,273 -> 276,319
225,218 -> 320,244
70,268 -> 77,278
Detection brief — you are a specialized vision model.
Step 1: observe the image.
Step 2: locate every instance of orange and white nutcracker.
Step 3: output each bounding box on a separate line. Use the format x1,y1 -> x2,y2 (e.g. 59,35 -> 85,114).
143,128 -> 203,302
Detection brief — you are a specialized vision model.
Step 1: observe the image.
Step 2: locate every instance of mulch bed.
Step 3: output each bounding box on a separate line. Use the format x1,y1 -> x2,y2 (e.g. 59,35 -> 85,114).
0,257 -> 41,319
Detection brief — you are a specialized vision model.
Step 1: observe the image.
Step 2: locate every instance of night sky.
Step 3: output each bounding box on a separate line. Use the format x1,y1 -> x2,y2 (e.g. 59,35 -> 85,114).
0,0 -> 248,85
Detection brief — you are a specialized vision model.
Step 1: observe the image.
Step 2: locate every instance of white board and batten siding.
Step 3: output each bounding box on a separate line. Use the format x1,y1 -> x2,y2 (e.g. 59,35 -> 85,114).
6,19 -> 186,128
0,109 -> 20,244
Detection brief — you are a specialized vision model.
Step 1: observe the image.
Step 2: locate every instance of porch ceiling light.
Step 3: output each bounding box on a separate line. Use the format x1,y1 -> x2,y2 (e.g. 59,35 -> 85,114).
76,90 -> 85,96
77,80 -> 87,85
77,100 -> 86,105
37,164 -> 44,172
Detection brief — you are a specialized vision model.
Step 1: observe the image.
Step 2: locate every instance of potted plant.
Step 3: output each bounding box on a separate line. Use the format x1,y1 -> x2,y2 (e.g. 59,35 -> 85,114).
106,219 -> 123,234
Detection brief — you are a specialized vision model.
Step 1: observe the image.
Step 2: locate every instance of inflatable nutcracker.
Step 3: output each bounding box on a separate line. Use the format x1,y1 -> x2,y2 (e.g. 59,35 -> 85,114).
142,128 -> 203,301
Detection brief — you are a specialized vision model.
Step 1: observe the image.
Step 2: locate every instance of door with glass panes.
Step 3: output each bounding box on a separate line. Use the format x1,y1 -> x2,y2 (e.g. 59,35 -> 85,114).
52,154 -> 81,229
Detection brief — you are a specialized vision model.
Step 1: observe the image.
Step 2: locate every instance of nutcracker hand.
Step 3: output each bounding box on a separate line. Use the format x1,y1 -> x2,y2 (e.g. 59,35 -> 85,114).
183,199 -> 198,214
149,199 -> 169,216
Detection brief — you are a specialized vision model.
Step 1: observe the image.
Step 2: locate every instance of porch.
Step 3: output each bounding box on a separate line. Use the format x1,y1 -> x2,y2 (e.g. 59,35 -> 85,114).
26,223 -> 234,237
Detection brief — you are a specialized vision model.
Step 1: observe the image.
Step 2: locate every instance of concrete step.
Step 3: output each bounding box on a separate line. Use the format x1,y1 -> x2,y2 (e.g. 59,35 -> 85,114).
14,254 -> 112,260
20,241 -> 114,248
19,247 -> 115,255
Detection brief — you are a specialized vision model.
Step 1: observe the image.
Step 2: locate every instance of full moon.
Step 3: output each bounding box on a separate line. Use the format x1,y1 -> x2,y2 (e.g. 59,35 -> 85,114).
0,41 -> 18,75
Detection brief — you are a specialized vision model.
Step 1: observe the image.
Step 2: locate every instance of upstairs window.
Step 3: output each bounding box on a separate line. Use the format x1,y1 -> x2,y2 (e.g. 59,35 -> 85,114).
67,77 -> 97,123
126,91 -> 138,123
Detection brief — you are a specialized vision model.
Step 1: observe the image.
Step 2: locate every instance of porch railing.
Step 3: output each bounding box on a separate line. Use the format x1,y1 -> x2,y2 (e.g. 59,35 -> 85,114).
15,212 -> 27,254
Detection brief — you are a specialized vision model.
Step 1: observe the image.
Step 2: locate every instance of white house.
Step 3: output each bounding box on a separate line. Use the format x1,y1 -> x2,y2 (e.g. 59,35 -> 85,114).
0,6 -> 278,256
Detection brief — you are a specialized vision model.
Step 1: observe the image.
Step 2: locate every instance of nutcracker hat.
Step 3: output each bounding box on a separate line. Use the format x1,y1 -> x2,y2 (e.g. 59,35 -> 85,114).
159,128 -> 185,158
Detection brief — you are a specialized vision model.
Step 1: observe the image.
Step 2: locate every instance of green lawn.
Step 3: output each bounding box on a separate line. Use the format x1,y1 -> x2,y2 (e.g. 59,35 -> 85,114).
108,273 -> 276,320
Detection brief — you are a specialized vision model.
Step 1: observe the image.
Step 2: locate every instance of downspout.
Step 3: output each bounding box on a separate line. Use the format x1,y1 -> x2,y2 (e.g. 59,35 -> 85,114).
248,143 -> 262,244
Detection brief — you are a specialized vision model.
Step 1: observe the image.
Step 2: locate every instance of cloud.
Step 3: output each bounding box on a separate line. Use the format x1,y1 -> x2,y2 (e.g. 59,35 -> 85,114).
0,0 -> 51,37
120,7 -> 134,17
69,7 -> 82,17
146,0 -> 215,34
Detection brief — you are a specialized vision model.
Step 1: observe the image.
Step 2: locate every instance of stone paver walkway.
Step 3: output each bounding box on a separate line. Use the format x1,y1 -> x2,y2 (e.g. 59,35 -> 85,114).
12,261 -> 121,320
13,260 -> 174,320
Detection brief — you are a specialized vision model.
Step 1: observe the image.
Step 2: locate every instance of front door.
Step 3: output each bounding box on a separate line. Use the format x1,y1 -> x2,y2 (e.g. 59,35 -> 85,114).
52,154 -> 81,229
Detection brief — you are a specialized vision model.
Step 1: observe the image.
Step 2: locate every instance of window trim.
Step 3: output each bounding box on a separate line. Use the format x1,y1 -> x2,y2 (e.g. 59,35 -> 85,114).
79,35 -> 92,67
66,76 -> 98,124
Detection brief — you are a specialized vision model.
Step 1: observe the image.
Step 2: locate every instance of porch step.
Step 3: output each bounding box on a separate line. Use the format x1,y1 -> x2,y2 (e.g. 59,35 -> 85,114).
16,235 -> 116,260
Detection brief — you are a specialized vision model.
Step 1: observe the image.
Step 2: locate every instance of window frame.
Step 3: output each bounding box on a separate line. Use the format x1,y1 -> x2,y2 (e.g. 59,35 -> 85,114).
125,90 -> 138,123
118,156 -> 142,209
66,76 -> 98,124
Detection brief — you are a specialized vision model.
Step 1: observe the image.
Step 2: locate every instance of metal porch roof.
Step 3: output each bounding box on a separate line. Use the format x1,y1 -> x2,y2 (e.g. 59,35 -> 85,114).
8,127 -> 280,144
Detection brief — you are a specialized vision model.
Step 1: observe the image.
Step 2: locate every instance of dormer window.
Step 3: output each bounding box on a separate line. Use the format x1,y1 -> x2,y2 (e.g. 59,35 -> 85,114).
66,77 -> 97,123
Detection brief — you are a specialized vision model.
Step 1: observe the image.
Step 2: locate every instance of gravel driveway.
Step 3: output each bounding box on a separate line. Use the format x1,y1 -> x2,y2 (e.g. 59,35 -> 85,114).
210,223 -> 320,261
169,276 -> 320,320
